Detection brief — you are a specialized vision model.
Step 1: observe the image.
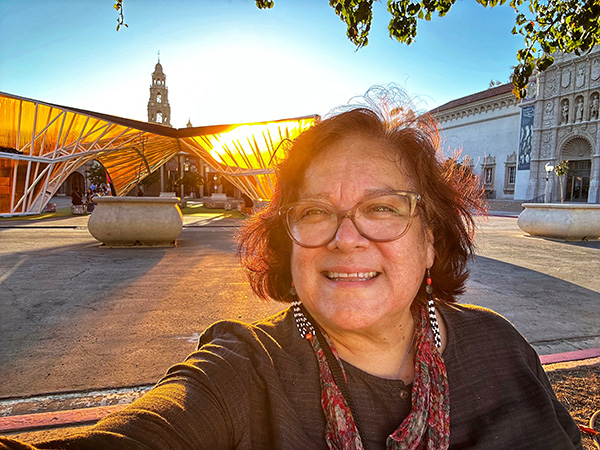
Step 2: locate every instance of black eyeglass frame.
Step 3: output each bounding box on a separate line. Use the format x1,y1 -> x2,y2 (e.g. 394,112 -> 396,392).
278,190 -> 422,248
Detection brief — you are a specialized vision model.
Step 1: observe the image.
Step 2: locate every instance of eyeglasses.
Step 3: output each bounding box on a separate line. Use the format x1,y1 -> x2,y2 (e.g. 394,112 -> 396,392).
279,191 -> 421,248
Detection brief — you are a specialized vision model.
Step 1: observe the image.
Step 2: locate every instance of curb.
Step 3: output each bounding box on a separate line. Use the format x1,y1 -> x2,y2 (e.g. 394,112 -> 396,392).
540,347 -> 600,365
2,350 -> 599,434
0,405 -> 127,433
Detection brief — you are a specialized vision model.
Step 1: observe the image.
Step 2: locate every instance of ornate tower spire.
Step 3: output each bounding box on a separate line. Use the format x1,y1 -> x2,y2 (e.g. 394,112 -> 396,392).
147,54 -> 171,126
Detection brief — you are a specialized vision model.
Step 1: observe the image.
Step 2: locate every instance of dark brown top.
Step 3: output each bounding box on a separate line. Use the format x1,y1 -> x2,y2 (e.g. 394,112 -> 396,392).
0,303 -> 582,449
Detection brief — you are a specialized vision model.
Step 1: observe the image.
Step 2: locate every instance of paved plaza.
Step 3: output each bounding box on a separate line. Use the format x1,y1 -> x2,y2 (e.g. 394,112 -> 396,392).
0,201 -> 599,422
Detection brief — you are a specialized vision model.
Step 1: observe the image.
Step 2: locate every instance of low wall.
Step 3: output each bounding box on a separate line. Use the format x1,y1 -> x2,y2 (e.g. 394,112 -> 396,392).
88,196 -> 183,247
517,203 -> 600,240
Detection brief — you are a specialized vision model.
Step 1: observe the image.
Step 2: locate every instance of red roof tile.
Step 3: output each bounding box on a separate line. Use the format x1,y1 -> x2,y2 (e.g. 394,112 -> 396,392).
430,83 -> 515,114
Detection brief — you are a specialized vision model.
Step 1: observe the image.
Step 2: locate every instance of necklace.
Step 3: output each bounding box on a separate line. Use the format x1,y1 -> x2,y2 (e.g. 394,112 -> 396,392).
397,331 -> 416,380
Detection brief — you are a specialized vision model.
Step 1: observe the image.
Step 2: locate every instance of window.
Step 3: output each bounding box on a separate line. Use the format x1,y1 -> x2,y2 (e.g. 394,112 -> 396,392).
504,151 -> 517,195
157,94 -> 162,103
507,166 -> 516,185
156,112 -> 163,123
481,155 -> 496,189
484,167 -> 493,186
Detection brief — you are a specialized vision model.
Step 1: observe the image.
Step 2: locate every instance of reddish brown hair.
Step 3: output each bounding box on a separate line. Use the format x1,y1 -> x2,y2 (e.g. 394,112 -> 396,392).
237,91 -> 485,304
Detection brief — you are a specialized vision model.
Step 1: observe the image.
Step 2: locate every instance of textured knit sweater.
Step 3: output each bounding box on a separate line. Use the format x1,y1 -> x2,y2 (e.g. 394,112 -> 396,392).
0,303 -> 582,450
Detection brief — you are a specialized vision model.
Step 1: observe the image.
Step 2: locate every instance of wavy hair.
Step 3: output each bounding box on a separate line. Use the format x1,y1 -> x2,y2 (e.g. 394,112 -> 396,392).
237,86 -> 486,305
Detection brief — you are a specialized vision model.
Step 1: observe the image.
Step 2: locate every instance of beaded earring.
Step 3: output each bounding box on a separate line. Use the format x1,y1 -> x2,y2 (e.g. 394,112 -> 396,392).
426,268 -> 442,349
292,300 -> 315,339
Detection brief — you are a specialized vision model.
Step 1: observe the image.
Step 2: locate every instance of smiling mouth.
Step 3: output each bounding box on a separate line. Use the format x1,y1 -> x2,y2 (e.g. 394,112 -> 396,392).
323,271 -> 380,282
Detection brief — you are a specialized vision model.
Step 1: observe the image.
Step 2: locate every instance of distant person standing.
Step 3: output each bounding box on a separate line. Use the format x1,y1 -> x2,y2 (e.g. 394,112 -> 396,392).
86,188 -> 98,213
70,186 -> 85,215
71,187 -> 83,206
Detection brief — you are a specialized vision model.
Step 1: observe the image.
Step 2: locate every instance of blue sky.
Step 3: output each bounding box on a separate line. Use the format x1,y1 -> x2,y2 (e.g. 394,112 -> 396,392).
0,0 -> 523,127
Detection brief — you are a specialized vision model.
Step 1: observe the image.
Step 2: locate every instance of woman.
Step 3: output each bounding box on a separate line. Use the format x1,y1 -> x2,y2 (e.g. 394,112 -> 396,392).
70,186 -> 85,215
0,90 -> 581,449
85,187 -> 98,213
70,187 -> 83,206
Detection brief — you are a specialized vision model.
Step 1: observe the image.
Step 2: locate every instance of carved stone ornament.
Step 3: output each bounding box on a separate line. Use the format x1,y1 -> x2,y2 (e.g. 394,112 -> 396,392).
576,66 -> 586,88
562,69 -> 571,88
561,99 -> 570,124
543,101 -> 554,126
542,131 -> 552,144
526,80 -> 537,100
591,93 -> 599,120
541,132 -> 553,158
576,97 -> 584,122
592,58 -> 600,81
546,74 -> 559,96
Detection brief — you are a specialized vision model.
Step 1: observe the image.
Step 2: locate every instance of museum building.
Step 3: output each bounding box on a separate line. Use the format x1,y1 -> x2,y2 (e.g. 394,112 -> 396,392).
433,47 -> 600,204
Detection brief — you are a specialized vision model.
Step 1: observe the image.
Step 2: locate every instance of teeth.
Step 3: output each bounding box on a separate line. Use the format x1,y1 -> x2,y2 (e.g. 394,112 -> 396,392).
325,271 -> 378,280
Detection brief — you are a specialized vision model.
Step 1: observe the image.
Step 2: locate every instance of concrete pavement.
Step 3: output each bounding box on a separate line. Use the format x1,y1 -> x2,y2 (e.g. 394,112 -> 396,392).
0,201 -> 598,429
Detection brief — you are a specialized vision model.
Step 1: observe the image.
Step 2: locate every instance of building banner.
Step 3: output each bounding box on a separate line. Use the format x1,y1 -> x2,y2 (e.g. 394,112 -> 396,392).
518,105 -> 534,170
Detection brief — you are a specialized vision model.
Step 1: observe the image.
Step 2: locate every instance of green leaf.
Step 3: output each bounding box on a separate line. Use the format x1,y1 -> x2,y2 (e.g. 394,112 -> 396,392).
407,3 -> 420,15
536,55 -> 554,71
255,0 -> 274,8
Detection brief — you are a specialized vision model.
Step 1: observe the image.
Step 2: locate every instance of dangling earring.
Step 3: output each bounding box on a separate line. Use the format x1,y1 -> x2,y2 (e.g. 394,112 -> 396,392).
426,268 -> 442,349
291,300 -> 315,339
290,281 -> 297,297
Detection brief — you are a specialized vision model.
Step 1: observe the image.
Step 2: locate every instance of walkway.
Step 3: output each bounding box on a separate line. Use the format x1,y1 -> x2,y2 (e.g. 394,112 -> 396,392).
1,202 -> 598,441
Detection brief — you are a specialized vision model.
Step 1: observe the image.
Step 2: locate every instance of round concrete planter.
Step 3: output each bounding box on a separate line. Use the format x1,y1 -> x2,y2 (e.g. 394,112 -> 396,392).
517,203 -> 600,240
88,196 -> 183,247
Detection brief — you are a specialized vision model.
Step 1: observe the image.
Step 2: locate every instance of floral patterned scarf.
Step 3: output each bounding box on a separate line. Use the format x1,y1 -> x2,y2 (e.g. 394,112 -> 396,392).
293,302 -> 450,450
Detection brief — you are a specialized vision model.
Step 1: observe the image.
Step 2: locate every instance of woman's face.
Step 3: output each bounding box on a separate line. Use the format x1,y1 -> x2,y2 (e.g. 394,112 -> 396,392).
290,135 -> 435,336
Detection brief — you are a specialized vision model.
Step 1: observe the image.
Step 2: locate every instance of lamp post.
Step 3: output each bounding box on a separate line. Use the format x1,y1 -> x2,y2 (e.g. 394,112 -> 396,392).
544,162 -> 554,203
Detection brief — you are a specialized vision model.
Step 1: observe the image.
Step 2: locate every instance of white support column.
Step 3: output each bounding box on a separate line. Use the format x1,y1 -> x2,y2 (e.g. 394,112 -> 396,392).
179,154 -> 185,199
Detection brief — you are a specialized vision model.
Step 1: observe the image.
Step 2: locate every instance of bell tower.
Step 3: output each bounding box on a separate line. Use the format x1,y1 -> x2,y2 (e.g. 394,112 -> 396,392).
147,53 -> 171,126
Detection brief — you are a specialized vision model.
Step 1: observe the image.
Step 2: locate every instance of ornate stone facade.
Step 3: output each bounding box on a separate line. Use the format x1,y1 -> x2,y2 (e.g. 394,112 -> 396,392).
526,47 -> 600,203
433,47 -> 600,204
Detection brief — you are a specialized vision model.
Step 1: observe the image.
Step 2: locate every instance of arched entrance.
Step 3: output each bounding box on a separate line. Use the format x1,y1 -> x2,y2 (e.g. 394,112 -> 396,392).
65,172 -> 85,196
560,137 -> 592,202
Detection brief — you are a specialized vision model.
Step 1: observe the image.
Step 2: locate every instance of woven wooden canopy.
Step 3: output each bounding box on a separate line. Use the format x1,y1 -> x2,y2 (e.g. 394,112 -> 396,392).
0,92 -> 317,216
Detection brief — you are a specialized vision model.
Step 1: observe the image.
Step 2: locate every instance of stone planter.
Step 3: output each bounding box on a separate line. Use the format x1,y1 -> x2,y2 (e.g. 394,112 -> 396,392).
88,196 -> 183,247
517,203 -> 600,240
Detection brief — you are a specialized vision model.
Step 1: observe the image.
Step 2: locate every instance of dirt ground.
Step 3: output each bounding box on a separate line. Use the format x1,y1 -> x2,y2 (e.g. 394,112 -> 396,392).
547,363 -> 600,450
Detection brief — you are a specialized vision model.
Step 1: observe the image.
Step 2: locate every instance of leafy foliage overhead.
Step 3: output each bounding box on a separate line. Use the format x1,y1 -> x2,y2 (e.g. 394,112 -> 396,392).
257,0 -> 600,99
116,0 -> 600,99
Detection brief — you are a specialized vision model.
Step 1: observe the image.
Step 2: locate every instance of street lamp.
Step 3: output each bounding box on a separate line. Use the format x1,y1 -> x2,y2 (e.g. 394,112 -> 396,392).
544,162 -> 554,203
